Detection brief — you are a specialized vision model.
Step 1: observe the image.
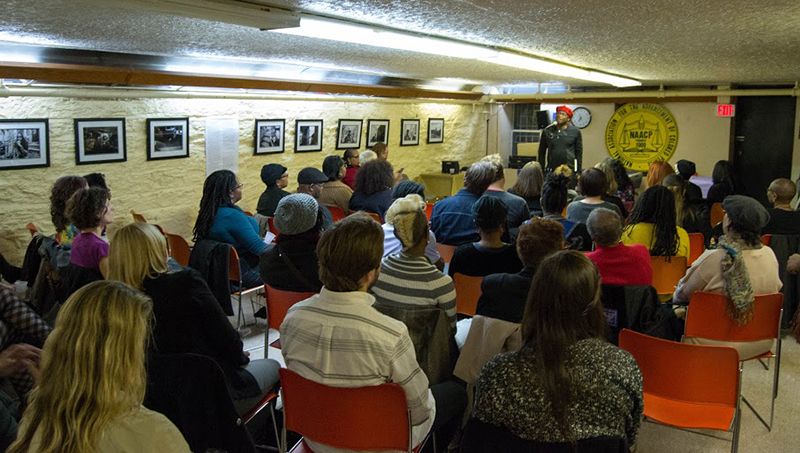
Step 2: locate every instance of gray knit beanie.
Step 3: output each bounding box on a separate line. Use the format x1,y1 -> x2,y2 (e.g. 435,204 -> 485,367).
274,194 -> 319,235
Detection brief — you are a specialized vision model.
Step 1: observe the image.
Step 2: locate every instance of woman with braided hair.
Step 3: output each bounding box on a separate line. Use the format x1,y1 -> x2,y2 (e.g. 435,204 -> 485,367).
621,185 -> 690,258
369,194 -> 457,333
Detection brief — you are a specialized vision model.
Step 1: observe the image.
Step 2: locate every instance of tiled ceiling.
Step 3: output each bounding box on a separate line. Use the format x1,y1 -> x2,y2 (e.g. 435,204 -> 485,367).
2,0 -> 800,88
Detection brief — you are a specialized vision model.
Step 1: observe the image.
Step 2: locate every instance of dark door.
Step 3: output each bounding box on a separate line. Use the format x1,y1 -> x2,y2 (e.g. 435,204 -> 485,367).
733,96 -> 796,206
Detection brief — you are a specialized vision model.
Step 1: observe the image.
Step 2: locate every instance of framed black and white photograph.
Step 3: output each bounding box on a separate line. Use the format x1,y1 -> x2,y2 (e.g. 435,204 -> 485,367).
427,118 -> 444,144
75,118 -> 126,165
400,119 -> 420,146
147,118 -> 189,161
255,119 -> 285,154
366,119 -> 389,148
0,119 -> 49,171
336,119 -> 362,150
295,119 -> 323,153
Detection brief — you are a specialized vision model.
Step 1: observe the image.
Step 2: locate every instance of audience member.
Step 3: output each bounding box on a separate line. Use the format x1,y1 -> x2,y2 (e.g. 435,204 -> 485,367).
448,197 -> 523,278
476,217 -> 565,323
109,222 -> 280,413
373,142 -> 388,160
341,149 -> 360,190
507,161 -> 544,217
541,173 -> 592,251
763,178 -> 800,234
349,159 -> 395,219
49,176 -> 88,249
359,149 -> 378,165
259,194 -> 324,293
371,195 -> 457,333
606,157 -> 636,203
645,161 -> 675,188
676,159 -> 703,201
553,164 -> 578,192
566,168 -> 621,224
622,185 -> 690,258
193,170 -> 264,288
9,281 -> 191,453
256,164 -> 290,217
431,161 -> 494,246
384,181 -> 443,270
586,208 -> 652,286
280,214 -> 467,453
83,172 -> 111,199
297,167 -> 333,230
663,174 -> 712,243
319,155 -> 354,213
0,343 -> 42,450
675,196 -> 782,359
707,160 -> 736,206
471,251 -> 642,447
65,187 -> 114,277
592,160 -> 628,217
479,154 -> 529,229
0,286 -> 51,399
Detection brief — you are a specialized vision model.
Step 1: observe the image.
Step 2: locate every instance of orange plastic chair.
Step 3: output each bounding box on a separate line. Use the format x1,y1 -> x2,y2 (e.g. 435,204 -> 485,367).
166,233 -> 191,268
684,291 -> 784,430
436,243 -> 456,264
264,284 -> 316,355
761,234 -> 772,247
453,273 -> 483,317
279,368 -> 427,453
425,202 -> 434,221
687,232 -> 704,266
243,210 -> 254,217
650,256 -> 687,298
326,205 -> 347,222
267,217 -> 279,235
710,202 -> 725,226
130,209 -> 147,223
229,247 -> 264,329
241,391 -> 280,451
367,212 -> 383,224
619,329 -> 742,452
25,222 -> 39,237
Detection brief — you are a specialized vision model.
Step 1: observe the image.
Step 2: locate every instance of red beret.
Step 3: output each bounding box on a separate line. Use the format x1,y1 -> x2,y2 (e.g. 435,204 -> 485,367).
556,105 -> 573,118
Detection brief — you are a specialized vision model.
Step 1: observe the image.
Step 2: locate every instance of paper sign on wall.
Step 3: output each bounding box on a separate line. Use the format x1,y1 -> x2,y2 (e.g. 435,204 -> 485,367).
205,117 -> 239,175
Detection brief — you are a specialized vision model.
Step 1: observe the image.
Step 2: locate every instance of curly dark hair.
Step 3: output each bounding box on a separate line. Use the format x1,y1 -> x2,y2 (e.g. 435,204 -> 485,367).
625,185 -> 679,256
50,176 -> 88,232
354,159 -> 394,196
516,217 -> 565,269
66,187 -> 109,230
193,170 -> 237,241
605,158 -> 632,192
322,155 -> 345,182
541,173 -> 570,215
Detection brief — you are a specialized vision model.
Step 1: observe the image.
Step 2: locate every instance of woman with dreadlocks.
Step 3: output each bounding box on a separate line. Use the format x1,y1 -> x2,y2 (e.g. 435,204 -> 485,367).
621,185 -> 690,259
193,170 -> 266,288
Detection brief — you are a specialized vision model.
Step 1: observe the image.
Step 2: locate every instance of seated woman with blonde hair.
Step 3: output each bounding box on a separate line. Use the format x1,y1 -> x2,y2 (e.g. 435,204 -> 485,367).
108,222 -> 280,414
8,281 -> 190,453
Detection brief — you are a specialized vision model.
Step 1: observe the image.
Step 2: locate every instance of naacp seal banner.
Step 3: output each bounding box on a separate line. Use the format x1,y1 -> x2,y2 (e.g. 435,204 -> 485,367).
605,103 -> 679,171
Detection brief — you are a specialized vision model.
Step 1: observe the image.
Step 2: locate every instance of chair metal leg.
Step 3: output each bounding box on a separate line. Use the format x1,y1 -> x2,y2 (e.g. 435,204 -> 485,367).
731,404 -> 740,453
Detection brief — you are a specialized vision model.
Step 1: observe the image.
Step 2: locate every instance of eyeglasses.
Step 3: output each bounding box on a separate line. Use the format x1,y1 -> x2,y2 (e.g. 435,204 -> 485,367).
234,183 -> 244,189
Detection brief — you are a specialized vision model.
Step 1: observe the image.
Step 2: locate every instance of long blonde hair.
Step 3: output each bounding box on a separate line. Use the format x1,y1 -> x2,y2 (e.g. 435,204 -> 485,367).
9,281 -> 153,453
108,222 -> 169,290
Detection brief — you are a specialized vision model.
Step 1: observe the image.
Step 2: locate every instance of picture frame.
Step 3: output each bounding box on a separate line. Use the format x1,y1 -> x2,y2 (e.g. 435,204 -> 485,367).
295,119 -> 323,153
400,119 -> 420,146
427,118 -> 444,144
75,118 -> 126,165
366,119 -> 390,148
147,118 -> 189,161
254,119 -> 285,154
0,119 -> 49,171
336,119 -> 363,150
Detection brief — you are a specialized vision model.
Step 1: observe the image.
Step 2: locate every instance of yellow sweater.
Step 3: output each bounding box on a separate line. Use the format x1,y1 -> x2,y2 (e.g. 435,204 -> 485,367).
621,222 -> 690,259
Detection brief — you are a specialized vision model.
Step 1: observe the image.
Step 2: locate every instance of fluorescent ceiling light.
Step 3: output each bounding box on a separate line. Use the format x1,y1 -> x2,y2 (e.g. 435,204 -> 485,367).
88,0 -> 299,30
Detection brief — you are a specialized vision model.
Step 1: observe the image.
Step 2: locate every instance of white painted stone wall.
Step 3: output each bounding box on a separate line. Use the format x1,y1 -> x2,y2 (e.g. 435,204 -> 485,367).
0,96 -> 486,264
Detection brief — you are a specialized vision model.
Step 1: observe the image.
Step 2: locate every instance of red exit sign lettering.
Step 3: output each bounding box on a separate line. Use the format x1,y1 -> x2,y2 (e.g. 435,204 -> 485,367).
717,104 -> 736,117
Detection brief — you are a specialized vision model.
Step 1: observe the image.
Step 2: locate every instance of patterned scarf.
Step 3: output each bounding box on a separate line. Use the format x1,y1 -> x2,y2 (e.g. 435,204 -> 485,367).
717,235 -> 759,326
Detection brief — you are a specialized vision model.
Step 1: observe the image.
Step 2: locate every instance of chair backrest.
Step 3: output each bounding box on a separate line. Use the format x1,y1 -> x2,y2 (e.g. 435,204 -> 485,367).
436,243 -> 456,264
26,222 -> 39,237
710,202 -> 725,226
265,284 -> 316,330
687,232 -> 704,266
619,329 -> 740,407
684,292 -> 783,343
243,210 -> 254,217
327,205 -> 347,222
267,217 -> 279,235
167,233 -> 191,267
279,368 -> 412,451
130,209 -> 147,223
649,256 -> 687,296
367,212 -> 383,224
425,202 -> 434,221
453,273 -> 484,316
761,234 -> 772,247
228,247 -> 242,283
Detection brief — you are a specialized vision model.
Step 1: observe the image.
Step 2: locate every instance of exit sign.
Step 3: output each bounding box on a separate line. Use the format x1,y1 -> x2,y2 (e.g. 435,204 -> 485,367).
717,104 -> 736,117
